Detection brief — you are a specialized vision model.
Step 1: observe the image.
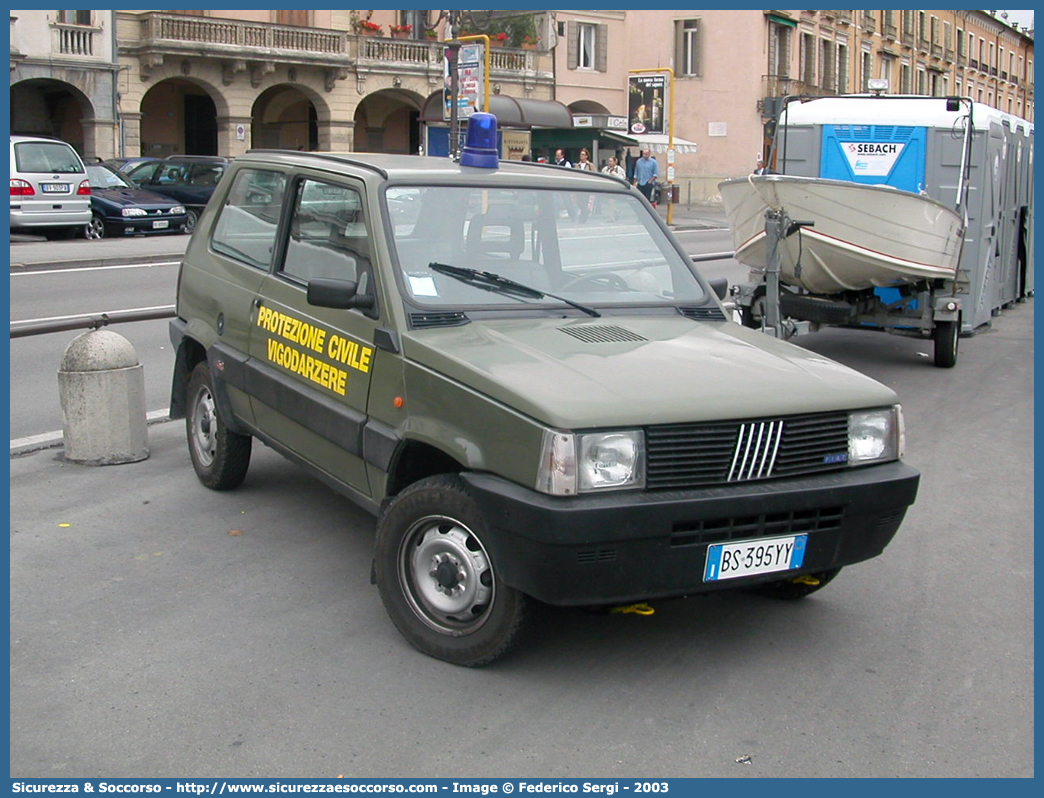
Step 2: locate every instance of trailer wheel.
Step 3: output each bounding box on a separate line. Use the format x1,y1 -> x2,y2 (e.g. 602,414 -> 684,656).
933,320 -> 959,368
739,288 -> 766,329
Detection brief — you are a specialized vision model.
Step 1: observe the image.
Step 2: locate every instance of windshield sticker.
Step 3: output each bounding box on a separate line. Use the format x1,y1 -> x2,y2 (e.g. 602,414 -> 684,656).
256,305 -> 372,397
407,274 -> 439,297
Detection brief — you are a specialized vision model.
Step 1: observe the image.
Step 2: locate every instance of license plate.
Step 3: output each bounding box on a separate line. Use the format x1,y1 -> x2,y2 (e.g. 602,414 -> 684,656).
704,534 -> 807,582
41,183 -> 70,193
152,220 -> 169,229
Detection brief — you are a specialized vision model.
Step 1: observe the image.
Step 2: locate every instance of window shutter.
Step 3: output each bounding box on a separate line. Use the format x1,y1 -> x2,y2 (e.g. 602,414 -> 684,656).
596,23 -> 608,72
692,22 -> 702,77
674,21 -> 683,72
567,20 -> 578,69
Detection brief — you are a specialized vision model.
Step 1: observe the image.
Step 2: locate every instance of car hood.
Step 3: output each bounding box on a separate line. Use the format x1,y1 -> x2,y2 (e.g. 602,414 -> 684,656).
92,187 -> 180,209
402,315 -> 898,429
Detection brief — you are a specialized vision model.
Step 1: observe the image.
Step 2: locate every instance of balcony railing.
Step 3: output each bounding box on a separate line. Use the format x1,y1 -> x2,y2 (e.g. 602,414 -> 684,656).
137,12 -> 347,56
883,24 -> 897,39
53,22 -> 99,57
357,36 -> 540,74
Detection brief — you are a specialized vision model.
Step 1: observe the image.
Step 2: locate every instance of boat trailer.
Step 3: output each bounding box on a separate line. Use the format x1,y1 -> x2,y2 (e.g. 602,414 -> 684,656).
730,208 -> 965,368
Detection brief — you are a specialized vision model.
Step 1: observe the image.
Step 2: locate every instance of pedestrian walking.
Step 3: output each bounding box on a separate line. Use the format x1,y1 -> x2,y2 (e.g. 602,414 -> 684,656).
575,148 -> 593,170
632,147 -> 659,203
554,148 -> 572,169
601,156 -> 625,179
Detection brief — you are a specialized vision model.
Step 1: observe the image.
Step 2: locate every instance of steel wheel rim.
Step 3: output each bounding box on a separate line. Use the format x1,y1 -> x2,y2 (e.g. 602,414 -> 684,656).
190,385 -> 217,467
398,515 -> 494,636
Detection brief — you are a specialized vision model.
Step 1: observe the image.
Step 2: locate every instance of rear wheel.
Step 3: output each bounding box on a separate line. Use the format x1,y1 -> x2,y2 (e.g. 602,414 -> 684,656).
374,474 -> 528,666
185,362 -> 251,490
747,567 -> 841,600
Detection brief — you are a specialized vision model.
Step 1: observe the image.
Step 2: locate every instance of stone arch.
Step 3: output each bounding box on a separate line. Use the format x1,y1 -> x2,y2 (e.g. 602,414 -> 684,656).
251,83 -> 330,151
353,88 -> 426,154
9,77 -> 96,155
128,72 -> 230,157
568,99 -> 611,115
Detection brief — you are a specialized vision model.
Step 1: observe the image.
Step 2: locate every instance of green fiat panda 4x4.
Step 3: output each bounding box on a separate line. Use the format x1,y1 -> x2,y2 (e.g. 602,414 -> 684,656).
170,114 -> 919,666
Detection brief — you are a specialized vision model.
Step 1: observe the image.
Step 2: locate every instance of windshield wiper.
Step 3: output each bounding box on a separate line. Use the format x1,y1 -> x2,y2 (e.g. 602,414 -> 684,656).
429,262 -> 600,318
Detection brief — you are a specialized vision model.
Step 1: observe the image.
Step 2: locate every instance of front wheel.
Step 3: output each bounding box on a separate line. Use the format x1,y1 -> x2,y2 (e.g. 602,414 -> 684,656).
374,474 -> 528,666
185,362 -> 251,490
184,208 -> 199,234
85,214 -> 106,240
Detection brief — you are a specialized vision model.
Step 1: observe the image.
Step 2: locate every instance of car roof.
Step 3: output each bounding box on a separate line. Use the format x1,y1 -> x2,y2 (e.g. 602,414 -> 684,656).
236,150 -> 631,190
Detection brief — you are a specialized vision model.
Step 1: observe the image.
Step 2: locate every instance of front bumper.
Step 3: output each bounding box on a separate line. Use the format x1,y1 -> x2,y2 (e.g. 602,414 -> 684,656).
114,216 -> 187,235
461,461 -> 919,606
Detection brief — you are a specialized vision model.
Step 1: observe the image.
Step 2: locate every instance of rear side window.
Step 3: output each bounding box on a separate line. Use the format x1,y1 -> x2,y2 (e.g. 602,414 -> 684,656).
13,141 -> 83,174
211,168 -> 287,270
282,178 -> 371,284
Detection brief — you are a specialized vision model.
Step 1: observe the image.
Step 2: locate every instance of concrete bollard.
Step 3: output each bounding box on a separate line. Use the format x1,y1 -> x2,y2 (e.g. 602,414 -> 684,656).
58,329 -> 149,465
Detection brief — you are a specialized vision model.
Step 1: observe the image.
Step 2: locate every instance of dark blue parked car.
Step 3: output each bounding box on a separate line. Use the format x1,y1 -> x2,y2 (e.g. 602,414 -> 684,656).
123,155 -> 231,233
84,164 -> 189,239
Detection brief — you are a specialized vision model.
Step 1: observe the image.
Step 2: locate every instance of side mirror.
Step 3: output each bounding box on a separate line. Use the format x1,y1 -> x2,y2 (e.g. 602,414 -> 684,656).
307,278 -> 375,310
708,277 -> 728,300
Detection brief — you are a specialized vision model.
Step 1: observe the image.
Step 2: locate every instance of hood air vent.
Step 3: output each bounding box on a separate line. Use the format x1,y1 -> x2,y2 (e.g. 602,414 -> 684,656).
559,325 -> 647,343
678,306 -> 728,322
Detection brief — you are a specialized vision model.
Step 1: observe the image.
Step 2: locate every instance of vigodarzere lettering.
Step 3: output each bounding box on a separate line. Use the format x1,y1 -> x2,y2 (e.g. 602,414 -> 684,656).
256,306 -> 373,397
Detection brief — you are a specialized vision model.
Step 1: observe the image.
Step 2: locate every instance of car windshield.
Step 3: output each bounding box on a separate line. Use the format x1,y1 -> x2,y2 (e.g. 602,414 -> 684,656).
384,185 -> 706,310
86,164 -> 134,190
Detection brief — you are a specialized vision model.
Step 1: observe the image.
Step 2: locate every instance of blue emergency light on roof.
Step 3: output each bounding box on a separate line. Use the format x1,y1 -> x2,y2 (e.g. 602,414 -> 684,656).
460,112 -> 499,169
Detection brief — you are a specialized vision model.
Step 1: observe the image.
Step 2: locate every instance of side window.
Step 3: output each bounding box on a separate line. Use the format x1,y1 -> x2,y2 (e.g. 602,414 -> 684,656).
282,178 -> 370,286
211,168 -> 287,270
155,163 -> 188,185
127,161 -> 160,184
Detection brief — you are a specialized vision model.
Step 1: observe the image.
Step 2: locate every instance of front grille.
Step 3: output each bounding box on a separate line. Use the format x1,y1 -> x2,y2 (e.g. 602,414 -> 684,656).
646,411 -> 850,489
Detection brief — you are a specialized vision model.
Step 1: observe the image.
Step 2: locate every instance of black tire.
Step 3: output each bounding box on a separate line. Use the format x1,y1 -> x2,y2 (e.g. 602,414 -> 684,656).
185,362 -> 251,490
374,474 -> 528,666
747,567 -> 841,600
933,320 -> 959,368
184,208 -> 199,234
43,225 -> 77,240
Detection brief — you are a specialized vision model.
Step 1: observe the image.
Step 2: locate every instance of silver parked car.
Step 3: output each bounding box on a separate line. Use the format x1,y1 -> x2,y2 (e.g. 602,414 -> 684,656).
9,135 -> 91,239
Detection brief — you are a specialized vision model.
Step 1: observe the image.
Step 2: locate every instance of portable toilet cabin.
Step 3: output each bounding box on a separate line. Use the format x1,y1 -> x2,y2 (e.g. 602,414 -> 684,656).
774,95 -> 1034,333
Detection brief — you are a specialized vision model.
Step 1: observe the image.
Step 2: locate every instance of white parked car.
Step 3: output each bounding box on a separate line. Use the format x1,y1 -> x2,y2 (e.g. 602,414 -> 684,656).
9,135 -> 91,239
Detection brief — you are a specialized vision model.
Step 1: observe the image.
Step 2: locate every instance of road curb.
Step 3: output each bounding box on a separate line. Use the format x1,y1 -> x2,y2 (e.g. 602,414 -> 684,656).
10,253 -> 183,272
10,411 -> 175,458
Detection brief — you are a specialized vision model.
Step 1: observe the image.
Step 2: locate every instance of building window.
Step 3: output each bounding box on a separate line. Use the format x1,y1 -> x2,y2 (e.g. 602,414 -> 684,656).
676,18 -> 702,77
275,11 -> 308,27
801,32 -> 816,86
900,62 -> 911,94
880,55 -> 893,91
567,20 -> 607,72
861,48 -> 873,91
956,28 -> 964,61
768,21 -> 790,80
57,10 -> 91,25
820,39 -> 836,92
917,68 -> 926,95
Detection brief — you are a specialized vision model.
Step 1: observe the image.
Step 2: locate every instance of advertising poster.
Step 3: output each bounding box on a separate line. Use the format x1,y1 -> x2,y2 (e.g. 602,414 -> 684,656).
628,73 -> 666,135
443,43 -> 484,120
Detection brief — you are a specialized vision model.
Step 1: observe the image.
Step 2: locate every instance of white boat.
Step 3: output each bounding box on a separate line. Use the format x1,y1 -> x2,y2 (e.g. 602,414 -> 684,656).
717,174 -> 965,295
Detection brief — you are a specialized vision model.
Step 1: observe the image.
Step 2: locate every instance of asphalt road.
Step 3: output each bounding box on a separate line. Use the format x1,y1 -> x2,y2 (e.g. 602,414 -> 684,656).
8,226 -> 1034,778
